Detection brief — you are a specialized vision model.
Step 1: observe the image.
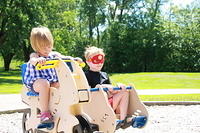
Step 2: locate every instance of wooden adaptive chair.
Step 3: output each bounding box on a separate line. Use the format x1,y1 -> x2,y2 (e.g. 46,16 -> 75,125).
21,58 -> 148,133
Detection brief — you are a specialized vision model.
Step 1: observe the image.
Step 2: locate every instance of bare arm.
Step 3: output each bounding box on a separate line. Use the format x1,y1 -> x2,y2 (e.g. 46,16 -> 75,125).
52,51 -> 74,59
29,53 -> 46,66
29,53 -> 39,65
53,51 -> 83,62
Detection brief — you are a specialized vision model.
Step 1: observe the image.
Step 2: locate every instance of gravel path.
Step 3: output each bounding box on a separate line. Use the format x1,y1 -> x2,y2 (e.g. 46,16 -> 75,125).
0,105 -> 200,133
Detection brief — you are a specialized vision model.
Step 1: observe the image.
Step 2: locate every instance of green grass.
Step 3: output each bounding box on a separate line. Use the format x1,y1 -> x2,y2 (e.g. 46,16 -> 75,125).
0,56 -> 23,94
0,70 -> 22,94
0,70 -> 200,101
1,56 -> 200,101
110,72 -> 200,89
140,94 -> 200,101
0,56 -> 23,71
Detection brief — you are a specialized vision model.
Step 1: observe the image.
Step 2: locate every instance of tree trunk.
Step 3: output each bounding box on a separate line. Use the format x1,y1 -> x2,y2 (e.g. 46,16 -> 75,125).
96,26 -> 100,46
2,52 -> 14,71
88,17 -> 93,40
22,42 -> 32,62
0,32 -> 5,48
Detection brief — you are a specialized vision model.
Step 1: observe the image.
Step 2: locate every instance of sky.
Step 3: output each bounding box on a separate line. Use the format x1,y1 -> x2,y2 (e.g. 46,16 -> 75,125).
163,0 -> 195,9
97,0 -> 196,33
172,0 -> 194,7
161,0 -> 195,15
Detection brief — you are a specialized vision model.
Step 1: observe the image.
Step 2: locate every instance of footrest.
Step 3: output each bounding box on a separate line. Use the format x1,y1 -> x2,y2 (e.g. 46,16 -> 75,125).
37,122 -> 54,130
27,91 -> 39,96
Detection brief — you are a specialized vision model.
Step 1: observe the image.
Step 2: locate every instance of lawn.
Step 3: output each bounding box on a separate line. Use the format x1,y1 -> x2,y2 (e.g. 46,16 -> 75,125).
1,70 -> 200,94
0,69 -> 200,101
0,57 -> 200,101
0,57 -> 23,94
0,70 -> 22,94
140,94 -> 200,101
110,72 -> 200,89
111,72 -> 200,101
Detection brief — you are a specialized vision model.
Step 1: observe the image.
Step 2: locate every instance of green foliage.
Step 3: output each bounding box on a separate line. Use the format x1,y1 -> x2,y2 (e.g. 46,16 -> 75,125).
101,0 -> 200,72
0,0 -> 200,72
158,4 -> 200,72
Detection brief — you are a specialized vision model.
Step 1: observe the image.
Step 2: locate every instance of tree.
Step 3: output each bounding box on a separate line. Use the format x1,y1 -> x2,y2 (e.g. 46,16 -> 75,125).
101,0 -> 165,72
0,0 -> 51,70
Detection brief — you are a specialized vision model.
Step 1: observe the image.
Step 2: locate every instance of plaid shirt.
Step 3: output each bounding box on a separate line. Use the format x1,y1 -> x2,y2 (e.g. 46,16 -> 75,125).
23,54 -> 58,89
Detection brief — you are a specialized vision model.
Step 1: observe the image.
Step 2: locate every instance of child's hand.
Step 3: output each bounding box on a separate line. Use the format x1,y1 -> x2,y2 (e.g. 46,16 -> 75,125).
65,56 -> 74,60
74,57 -> 83,63
95,84 -> 115,97
37,57 -> 46,65
104,84 -> 119,94
117,83 -> 127,91
95,84 -> 113,92
105,84 -> 113,92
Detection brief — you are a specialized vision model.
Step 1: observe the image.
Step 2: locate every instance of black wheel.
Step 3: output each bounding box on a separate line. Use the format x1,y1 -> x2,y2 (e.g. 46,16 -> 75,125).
74,115 -> 99,133
76,115 -> 92,133
73,124 -> 83,133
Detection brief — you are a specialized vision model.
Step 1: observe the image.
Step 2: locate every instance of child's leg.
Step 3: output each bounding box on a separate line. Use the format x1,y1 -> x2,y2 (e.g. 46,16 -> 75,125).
33,79 -> 50,113
112,91 -> 129,120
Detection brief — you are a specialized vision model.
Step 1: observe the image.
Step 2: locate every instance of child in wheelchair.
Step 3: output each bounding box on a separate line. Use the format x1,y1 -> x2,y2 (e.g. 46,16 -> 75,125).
84,46 -> 148,129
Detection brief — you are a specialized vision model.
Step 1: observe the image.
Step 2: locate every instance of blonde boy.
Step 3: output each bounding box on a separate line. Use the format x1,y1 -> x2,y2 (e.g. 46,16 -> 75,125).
84,46 -> 129,128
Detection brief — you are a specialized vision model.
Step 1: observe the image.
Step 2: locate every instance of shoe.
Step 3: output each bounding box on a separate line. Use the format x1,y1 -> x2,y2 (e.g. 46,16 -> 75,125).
37,122 -> 54,130
121,115 -> 134,129
132,116 -> 147,128
40,111 -> 53,123
116,119 -> 124,130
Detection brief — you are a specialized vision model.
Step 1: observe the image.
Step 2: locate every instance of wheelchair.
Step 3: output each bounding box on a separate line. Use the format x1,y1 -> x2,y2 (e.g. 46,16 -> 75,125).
21,59 -> 148,133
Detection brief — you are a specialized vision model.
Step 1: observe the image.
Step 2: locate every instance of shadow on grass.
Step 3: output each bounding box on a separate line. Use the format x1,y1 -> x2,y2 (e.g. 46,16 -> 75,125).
0,78 -> 21,85
0,70 -> 21,77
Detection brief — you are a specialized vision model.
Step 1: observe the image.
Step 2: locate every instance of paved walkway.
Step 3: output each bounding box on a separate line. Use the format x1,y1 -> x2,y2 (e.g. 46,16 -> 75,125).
0,89 -> 200,114
0,94 -> 28,113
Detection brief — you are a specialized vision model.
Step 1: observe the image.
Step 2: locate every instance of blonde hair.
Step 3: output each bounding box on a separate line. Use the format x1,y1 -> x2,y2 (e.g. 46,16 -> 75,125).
30,26 -> 54,52
84,46 -> 105,60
